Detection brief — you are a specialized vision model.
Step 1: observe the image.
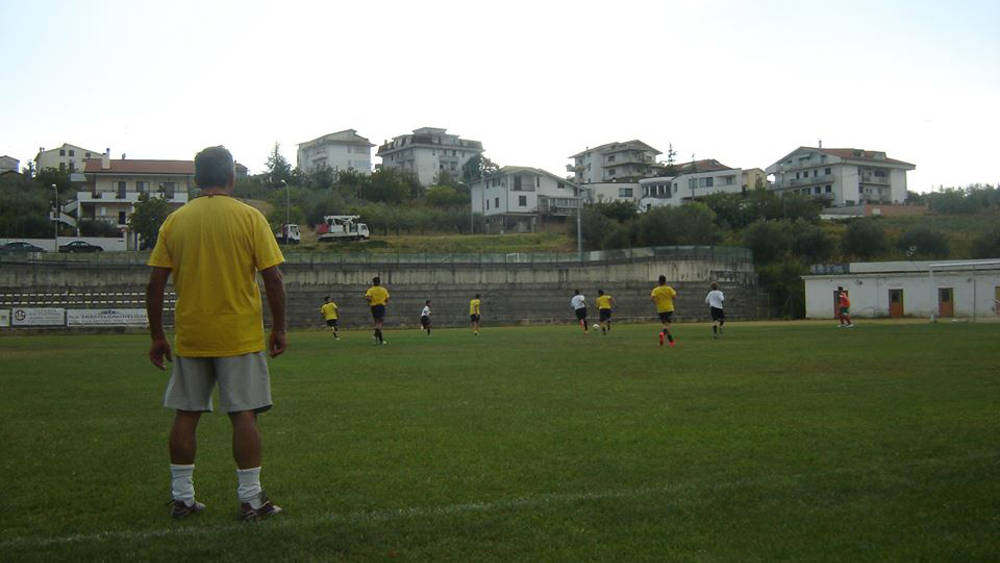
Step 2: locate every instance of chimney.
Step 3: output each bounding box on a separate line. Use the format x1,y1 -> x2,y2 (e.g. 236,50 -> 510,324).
121,153 -> 126,160
102,148 -> 111,170
818,139 -> 822,148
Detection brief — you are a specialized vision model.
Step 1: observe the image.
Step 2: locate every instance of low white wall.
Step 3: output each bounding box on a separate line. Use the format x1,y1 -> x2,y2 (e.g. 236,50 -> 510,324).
0,237 -> 126,252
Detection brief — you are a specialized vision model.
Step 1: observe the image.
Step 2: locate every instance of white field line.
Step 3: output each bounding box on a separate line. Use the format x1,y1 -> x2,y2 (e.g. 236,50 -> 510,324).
3,450 -> 996,549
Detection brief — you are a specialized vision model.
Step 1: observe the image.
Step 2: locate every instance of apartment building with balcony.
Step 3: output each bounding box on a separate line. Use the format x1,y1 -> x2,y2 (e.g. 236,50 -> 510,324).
766,147 -> 915,205
637,159 -> 742,211
376,127 -> 483,186
297,129 -> 374,175
568,140 -> 662,184
80,152 -> 191,248
470,166 -> 581,233
35,143 -> 103,173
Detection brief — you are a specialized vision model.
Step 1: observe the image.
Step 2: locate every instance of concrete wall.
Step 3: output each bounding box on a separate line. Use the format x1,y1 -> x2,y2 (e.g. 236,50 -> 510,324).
0,255 -> 759,329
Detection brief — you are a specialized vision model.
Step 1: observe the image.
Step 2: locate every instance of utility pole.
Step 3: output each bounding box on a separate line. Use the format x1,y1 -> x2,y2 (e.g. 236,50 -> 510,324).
576,184 -> 583,261
51,184 -> 59,249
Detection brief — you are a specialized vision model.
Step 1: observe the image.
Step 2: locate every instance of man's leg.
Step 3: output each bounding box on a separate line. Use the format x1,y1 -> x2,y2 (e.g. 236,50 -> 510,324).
230,410 -> 280,518
169,410 -> 203,513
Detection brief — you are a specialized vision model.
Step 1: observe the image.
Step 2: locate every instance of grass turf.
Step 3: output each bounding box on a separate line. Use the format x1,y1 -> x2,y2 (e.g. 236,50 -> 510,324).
0,321 -> 997,561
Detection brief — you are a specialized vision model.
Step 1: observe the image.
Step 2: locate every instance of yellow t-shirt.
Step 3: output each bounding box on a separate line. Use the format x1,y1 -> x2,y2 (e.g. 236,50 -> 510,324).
651,285 -> 677,313
469,299 -> 481,315
366,285 -> 389,306
320,302 -> 338,320
148,195 -> 284,357
596,295 -> 612,310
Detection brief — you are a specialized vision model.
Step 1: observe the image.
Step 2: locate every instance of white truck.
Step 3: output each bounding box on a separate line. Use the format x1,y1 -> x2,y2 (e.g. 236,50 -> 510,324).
315,215 -> 370,242
274,224 -> 301,244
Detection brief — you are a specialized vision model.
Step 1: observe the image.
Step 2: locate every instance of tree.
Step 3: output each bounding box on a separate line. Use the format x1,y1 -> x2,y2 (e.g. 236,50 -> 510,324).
742,219 -> 793,264
128,194 -> 171,250
0,172 -> 50,237
461,154 -> 500,184
663,143 -> 678,176
791,222 -> 835,263
365,169 -> 411,203
971,227 -> 1000,258
589,200 -> 638,223
425,185 -> 468,207
264,143 -> 293,188
841,218 -> 888,259
634,203 -> 719,247
896,225 -> 949,258
78,219 -> 121,237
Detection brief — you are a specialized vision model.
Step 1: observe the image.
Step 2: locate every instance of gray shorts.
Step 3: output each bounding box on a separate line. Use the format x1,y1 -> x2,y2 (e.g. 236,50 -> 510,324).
163,352 -> 272,413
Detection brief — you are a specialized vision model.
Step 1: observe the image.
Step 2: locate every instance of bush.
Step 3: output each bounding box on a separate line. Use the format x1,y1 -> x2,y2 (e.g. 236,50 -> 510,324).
841,218 -> 888,259
896,225 -> 949,258
792,222 -> 835,264
971,227 -> 1000,258
742,219 -> 793,264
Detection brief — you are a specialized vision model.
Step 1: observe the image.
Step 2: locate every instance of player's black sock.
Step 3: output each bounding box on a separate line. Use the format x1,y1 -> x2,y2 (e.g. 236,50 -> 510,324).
375,328 -> 382,343
607,321 -> 611,332
666,331 -> 674,343
713,325 -> 717,334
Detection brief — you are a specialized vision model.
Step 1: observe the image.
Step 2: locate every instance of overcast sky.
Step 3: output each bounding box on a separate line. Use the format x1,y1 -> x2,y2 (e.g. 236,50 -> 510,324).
2,0 -> 997,192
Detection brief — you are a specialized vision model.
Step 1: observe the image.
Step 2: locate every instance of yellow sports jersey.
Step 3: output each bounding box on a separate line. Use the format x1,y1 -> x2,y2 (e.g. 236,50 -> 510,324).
320,302 -> 338,320
366,285 -> 389,306
651,285 -> 677,313
596,295 -> 612,310
148,195 -> 284,357
469,298 -> 481,315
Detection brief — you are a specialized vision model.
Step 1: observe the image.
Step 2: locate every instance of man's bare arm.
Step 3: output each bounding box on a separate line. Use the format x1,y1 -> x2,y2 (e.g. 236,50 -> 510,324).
260,265 -> 287,357
146,267 -> 172,369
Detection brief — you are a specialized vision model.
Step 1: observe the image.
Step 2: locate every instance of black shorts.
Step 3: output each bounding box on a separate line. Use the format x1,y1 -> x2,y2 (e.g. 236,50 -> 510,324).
371,305 -> 386,320
325,319 -> 338,327
470,314 -> 480,322
658,311 -> 673,323
710,307 -> 725,321
575,307 -> 587,321
420,315 -> 430,328
599,309 -> 612,322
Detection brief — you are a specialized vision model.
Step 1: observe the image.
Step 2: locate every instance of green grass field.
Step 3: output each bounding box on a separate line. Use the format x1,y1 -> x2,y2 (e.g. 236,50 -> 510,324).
1,322 -> 998,561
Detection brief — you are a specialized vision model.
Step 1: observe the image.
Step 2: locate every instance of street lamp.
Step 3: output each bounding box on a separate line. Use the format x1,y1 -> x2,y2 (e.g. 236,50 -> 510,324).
51,183 -> 59,248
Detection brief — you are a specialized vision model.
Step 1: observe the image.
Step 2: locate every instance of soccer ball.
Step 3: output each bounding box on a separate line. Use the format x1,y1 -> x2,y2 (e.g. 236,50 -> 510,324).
592,323 -> 601,330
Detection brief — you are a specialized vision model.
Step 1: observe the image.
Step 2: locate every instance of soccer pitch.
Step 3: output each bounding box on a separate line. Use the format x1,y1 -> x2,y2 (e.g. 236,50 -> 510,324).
1,322 -> 997,561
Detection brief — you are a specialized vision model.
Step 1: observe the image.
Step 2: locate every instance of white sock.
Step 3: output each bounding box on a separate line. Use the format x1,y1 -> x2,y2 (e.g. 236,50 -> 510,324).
170,464 -> 195,504
236,467 -> 263,508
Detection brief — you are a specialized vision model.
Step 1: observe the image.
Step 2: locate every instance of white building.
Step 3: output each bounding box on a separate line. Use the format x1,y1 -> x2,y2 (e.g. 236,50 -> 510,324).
296,129 -> 374,175
638,159 -> 742,211
0,155 -> 19,173
35,143 -> 103,173
803,260 -> 1000,320
81,152 -> 191,249
568,140 -> 662,185
470,166 -> 581,233
767,147 -> 915,206
587,182 -> 641,205
376,127 -> 484,186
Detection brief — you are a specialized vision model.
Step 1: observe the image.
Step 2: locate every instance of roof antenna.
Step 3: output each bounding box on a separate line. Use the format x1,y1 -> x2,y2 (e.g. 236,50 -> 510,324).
818,139 -> 822,149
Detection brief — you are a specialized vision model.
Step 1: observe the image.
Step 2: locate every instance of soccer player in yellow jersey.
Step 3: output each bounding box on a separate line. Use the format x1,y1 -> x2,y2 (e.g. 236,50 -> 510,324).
365,276 -> 390,344
320,296 -> 339,340
595,289 -> 615,335
469,294 -> 481,335
650,274 -> 677,347
146,146 -> 285,521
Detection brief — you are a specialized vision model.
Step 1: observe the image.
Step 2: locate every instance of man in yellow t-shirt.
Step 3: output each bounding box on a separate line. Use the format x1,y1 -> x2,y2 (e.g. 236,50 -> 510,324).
146,146 -> 286,521
595,289 -> 615,335
469,294 -> 481,335
650,274 -> 678,347
320,296 -> 339,340
364,276 -> 389,344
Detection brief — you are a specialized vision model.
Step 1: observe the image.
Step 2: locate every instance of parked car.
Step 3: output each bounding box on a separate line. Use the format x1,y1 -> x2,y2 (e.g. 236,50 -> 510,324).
58,240 -> 104,253
0,241 -> 47,254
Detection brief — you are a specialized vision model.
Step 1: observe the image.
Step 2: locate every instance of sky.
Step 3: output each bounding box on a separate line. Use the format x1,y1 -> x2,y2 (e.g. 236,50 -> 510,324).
1,0 -> 998,192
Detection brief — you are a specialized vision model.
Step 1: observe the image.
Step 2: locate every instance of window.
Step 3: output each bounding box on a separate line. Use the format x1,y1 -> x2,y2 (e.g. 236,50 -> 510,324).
825,167 -> 831,175
117,181 -> 127,199
118,211 -> 126,224
514,176 -> 522,190
59,149 -> 66,156
163,182 -> 176,198
59,162 -> 65,171
557,182 -> 564,189
486,200 -> 490,210
608,168 -> 616,176
814,187 -> 821,194
494,197 -> 499,208
69,150 -> 75,156
608,155 -> 616,163
699,177 -> 714,188
618,187 -> 633,198
724,175 -> 735,185
813,170 -> 818,177
136,181 -> 146,193
85,152 -> 92,158
518,195 -> 527,206
68,162 -> 75,172
688,178 -> 697,190
825,185 -> 832,193
795,172 -> 800,179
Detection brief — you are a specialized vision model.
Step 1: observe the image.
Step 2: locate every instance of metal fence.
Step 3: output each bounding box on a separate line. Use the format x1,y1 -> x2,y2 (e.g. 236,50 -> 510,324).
1,245 -> 752,267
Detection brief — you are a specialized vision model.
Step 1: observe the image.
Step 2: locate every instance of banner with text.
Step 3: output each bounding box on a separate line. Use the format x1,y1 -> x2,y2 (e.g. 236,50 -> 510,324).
66,308 -> 148,327
0,309 -> 9,328
11,308 -> 66,326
